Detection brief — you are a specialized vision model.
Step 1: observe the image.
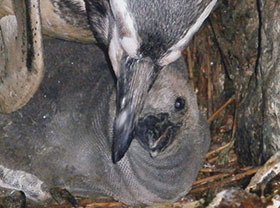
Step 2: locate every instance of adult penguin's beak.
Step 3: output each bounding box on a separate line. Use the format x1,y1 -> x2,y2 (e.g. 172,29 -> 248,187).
112,56 -> 157,163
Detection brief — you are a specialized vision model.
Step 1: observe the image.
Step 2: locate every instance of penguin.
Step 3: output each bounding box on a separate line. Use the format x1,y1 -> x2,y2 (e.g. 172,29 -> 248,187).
84,0 -> 217,162
0,39 -> 210,206
1,0 -> 215,163
0,0 -> 93,113
0,0 -> 92,42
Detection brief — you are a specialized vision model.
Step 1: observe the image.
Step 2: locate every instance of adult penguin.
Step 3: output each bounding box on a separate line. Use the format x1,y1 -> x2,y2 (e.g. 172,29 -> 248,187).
85,0 -> 217,162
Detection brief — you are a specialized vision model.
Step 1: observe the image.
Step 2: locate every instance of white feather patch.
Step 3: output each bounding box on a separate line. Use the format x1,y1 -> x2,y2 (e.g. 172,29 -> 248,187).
159,0 -> 217,66
0,165 -> 50,201
116,109 -> 129,128
109,25 -> 123,77
110,0 -> 139,57
158,50 -> 182,67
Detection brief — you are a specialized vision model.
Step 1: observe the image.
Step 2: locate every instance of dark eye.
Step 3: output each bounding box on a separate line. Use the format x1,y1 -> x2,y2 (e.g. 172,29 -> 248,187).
174,97 -> 185,111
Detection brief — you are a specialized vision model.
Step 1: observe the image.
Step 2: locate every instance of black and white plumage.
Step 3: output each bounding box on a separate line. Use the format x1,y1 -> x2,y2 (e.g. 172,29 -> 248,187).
0,1 -> 212,205
85,0 -> 217,163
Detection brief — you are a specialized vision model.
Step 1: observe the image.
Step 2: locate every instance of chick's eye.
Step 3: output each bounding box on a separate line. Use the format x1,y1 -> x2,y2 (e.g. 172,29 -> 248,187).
174,97 -> 185,111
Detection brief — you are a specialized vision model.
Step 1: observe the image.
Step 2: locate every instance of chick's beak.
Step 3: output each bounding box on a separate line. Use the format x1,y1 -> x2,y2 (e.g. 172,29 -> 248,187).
112,56 -> 156,163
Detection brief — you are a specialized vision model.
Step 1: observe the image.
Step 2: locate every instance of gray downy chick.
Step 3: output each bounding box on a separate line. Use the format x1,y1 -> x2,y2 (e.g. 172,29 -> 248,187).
0,40 -> 210,206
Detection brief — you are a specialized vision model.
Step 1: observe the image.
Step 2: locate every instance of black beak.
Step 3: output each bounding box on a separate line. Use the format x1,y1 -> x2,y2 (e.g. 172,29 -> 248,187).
112,56 -> 156,163
133,113 -> 182,158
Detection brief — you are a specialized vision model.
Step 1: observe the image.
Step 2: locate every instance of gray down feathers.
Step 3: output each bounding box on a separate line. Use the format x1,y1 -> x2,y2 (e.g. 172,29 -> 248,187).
0,39 -> 210,205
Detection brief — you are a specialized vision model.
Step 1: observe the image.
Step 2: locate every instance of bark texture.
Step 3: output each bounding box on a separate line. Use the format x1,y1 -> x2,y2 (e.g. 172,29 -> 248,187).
188,0 -> 280,166
205,0 -> 280,165
234,0 -> 280,165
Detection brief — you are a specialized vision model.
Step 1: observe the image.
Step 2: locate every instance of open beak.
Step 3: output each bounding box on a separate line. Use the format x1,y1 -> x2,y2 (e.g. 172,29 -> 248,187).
112,56 -> 157,163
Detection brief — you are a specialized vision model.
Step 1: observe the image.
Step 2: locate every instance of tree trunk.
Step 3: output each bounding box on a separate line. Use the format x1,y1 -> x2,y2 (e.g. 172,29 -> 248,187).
235,0 -> 280,165
200,0 -> 280,166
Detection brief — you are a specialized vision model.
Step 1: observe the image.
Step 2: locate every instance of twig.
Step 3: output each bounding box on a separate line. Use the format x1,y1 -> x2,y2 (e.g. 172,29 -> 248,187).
230,92 -> 239,141
185,47 -> 195,89
193,173 -> 230,186
200,167 -> 235,173
190,167 -> 261,194
45,200 -> 125,208
206,47 -> 212,118
206,140 -> 234,159
82,202 -> 124,208
207,95 -> 235,123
